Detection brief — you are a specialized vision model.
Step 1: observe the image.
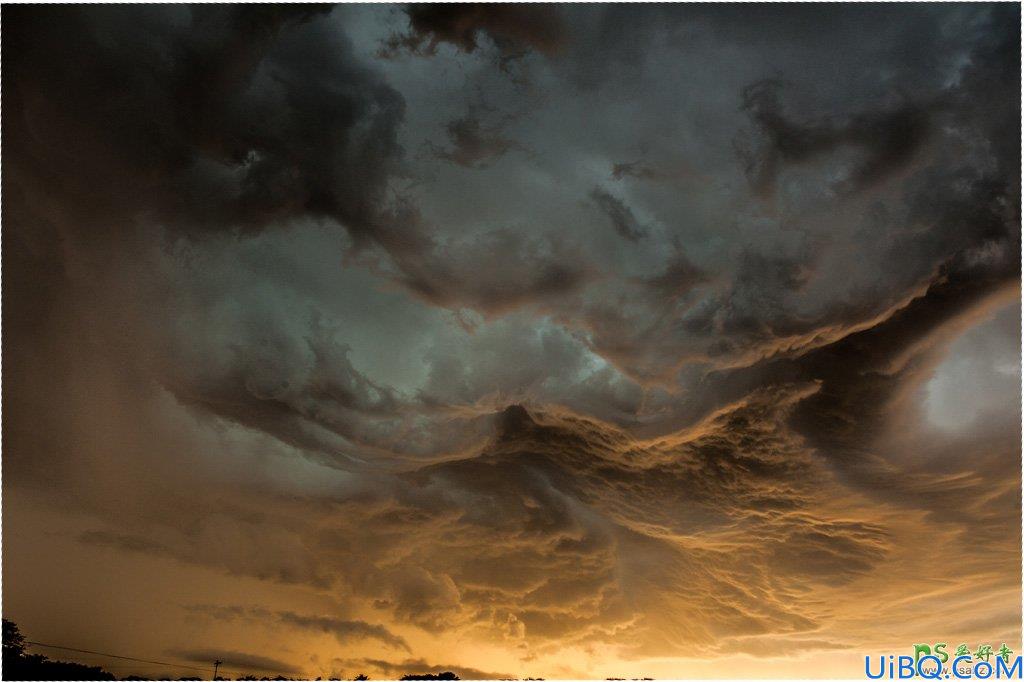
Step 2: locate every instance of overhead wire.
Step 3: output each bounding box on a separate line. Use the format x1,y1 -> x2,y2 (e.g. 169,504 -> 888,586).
23,641 -> 247,677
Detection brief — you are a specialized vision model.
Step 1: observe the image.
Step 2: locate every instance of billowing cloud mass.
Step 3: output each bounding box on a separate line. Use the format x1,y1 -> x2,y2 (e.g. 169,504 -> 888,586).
382,4 -> 567,58
2,3 -> 1020,680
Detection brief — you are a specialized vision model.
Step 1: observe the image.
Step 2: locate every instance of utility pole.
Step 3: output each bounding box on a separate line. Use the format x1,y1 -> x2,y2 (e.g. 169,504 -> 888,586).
213,659 -> 222,681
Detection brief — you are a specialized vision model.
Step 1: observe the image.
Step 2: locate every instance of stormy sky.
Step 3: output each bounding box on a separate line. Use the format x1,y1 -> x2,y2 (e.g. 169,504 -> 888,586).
2,3 -> 1020,678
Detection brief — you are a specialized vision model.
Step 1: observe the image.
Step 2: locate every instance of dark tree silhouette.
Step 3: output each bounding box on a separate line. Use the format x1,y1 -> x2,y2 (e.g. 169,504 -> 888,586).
2,619 -> 116,680
400,673 -> 459,681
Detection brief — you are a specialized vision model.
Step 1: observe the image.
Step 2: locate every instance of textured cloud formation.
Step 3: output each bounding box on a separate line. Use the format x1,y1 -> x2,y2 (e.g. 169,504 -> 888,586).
590,188 -> 649,242
2,3 -> 1020,680
428,114 -> 521,169
383,4 -> 567,58
737,78 -> 936,196
184,604 -> 411,652
168,649 -> 299,676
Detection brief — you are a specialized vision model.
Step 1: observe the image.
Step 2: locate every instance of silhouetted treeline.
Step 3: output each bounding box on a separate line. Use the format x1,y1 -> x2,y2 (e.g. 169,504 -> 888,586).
3,619 -> 115,680
400,673 -> 459,681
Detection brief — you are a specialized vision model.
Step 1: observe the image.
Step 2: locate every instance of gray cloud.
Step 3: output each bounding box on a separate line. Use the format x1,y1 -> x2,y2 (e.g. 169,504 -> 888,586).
429,114 -> 520,169
590,188 -> 648,242
737,78 -> 936,197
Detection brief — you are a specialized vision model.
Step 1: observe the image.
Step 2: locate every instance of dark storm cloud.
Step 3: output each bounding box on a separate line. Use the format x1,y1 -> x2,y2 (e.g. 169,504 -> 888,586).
560,3 -> 984,92
383,4 -> 567,58
646,257 -> 1020,527
158,312 -> 407,464
388,228 -> 597,316
785,268 -> 1020,499
609,159 -> 700,185
639,250 -> 708,301
277,612 -> 412,652
5,4 -> 578,333
4,5 -> 412,244
737,79 -> 935,196
4,5 -> 415,473
2,4 -> 588,472
428,114 -> 519,169
590,188 -> 648,242
185,604 -> 411,652
611,161 -> 659,182
571,3 -> 1019,383
169,648 -> 298,675
8,4 -> 1015,400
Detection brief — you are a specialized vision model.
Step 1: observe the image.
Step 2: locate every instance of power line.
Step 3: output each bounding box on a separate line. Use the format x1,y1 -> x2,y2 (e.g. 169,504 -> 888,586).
24,641 -> 226,676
